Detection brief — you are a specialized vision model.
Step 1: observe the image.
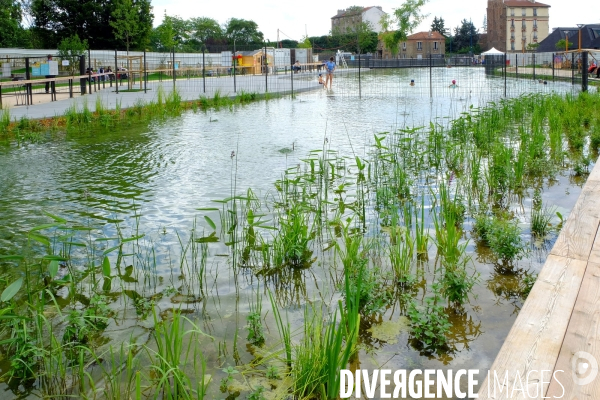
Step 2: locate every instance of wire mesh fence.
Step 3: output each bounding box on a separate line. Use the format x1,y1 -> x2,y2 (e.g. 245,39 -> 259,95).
1,48 -> 598,110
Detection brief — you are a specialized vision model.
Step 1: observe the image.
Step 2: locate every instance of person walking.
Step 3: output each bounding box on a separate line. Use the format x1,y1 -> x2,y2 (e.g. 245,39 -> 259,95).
45,54 -> 56,94
325,57 -> 335,89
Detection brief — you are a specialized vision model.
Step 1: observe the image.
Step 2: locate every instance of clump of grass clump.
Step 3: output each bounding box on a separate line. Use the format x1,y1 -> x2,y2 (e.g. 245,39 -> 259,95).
408,284 -> 451,350
273,202 -> 314,268
531,205 -> 555,238
474,213 -> 526,262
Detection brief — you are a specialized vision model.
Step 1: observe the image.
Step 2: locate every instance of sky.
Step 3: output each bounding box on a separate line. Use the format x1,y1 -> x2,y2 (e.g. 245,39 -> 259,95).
151,0 -> 593,41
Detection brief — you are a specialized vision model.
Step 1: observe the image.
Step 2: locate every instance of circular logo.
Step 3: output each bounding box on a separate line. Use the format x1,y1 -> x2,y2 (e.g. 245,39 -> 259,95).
571,351 -> 599,386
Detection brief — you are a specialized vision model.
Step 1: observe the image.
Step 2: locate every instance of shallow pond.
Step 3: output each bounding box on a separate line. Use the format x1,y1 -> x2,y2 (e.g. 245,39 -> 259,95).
0,68 -> 591,399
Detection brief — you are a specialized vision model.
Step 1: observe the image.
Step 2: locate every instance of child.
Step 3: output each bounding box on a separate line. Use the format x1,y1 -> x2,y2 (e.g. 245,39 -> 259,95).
410,79 -> 415,86
318,74 -> 325,86
449,79 -> 458,88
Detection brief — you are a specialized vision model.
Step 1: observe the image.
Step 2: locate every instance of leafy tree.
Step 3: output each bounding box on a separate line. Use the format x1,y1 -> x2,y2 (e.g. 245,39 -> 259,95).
555,39 -> 574,51
110,0 -> 153,53
190,17 -> 223,48
430,16 -> 447,36
0,0 -> 24,47
224,18 -> 263,46
298,36 -> 312,49
451,19 -> 479,54
379,0 -> 429,56
57,34 -> 88,75
30,0 -> 152,49
280,39 -> 299,48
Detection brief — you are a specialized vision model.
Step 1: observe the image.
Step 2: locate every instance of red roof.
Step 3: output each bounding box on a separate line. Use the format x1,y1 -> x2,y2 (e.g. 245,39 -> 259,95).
406,31 -> 446,40
502,1 -> 550,7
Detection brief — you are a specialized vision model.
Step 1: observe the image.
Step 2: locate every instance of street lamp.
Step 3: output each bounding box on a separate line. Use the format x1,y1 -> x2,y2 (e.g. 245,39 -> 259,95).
577,24 -> 584,51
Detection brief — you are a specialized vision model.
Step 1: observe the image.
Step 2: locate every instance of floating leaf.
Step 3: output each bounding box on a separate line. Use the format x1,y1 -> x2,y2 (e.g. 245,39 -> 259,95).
195,232 -> 219,243
1,278 -> 23,302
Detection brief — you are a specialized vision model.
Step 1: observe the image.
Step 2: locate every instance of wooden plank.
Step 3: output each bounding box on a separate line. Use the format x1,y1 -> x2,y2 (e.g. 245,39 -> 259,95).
546,261 -> 600,399
587,157 -> 600,183
550,179 -> 600,261
477,255 -> 588,399
589,227 -> 600,265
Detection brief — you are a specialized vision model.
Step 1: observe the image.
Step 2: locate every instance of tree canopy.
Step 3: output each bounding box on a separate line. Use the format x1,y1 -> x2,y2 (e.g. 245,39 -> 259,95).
379,0 -> 429,56
448,19 -> 479,54
430,16 -> 447,36
30,0 -> 153,49
224,18 -> 264,46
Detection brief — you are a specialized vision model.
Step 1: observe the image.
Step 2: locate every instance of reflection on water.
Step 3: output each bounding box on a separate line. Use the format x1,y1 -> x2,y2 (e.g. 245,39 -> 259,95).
0,68 -> 588,397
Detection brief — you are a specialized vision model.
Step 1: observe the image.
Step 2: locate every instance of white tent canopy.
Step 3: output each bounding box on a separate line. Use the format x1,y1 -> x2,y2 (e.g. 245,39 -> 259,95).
482,47 -> 505,55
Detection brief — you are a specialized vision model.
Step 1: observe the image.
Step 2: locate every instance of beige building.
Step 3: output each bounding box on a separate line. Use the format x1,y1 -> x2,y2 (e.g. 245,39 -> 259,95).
379,31 -> 446,59
487,0 -> 550,53
331,6 -> 387,34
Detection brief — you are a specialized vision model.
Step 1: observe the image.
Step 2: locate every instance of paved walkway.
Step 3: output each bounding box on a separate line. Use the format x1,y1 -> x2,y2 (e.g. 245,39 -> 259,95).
2,69 -> 337,120
477,157 -> 600,399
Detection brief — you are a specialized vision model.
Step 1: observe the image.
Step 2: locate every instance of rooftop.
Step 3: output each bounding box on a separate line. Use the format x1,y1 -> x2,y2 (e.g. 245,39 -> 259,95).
406,31 -> 446,40
502,0 -> 550,7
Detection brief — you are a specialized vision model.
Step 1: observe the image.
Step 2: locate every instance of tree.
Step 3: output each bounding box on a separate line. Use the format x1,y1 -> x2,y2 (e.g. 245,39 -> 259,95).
224,18 -> 263,46
190,17 -> 223,48
298,36 -> 312,49
451,19 -> 479,54
30,0 -> 152,49
430,16 -> 447,36
379,0 -> 429,56
57,34 -> 88,75
555,39 -> 574,51
110,0 -> 153,53
0,0 -> 24,47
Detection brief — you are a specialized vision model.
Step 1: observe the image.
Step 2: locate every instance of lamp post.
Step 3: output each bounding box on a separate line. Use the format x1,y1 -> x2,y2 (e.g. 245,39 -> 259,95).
577,24 -> 584,51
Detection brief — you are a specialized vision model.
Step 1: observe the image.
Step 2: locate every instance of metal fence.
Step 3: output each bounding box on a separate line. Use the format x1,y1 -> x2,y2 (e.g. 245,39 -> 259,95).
1,49 -> 597,109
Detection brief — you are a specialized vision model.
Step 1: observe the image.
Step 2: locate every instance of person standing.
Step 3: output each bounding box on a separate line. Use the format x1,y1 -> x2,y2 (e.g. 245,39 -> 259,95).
325,57 -> 335,89
45,54 -> 56,94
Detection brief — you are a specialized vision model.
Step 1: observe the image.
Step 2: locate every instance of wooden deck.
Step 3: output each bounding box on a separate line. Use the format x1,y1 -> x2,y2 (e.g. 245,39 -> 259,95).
477,158 -> 600,399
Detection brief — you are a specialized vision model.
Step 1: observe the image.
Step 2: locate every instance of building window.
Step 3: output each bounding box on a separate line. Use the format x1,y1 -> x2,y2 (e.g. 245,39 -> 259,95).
511,32 -> 515,39
522,19 -> 526,28
402,42 -> 406,50
521,8 -> 526,16
511,42 -> 515,50
510,8 -> 514,16
533,19 -> 537,27
534,31 -> 538,39
533,8 -> 537,16
417,41 -> 422,50
511,19 -> 515,27
434,41 -> 438,50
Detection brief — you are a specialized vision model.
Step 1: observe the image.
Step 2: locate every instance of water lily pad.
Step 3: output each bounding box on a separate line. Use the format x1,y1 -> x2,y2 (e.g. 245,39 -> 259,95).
367,316 -> 410,344
278,147 -> 293,154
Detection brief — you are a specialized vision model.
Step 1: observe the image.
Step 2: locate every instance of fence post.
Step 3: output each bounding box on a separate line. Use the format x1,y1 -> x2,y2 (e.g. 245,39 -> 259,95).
429,53 -> 432,98
515,54 -> 518,78
504,53 -> 507,97
582,51 -> 588,92
533,53 -> 536,80
114,50 -> 118,94
143,50 -> 147,94
87,49 -> 93,94
571,52 -> 575,85
552,53 -> 555,82
264,44 -> 268,93
290,57 -> 293,96
172,47 -> 176,88
202,48 -> 205,93
233,43 -> 236,93
25,57 -> 31,105
80,55 -> 87,94
358,50 -> 361,98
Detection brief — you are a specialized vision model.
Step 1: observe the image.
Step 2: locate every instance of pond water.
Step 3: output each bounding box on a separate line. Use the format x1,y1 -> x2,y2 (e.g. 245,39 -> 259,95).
0,68 -> 589,398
